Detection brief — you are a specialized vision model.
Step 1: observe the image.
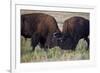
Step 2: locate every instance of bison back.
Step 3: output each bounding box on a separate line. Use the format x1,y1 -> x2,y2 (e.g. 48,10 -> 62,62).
21,13 -> 60,38
63,16 -> 89,39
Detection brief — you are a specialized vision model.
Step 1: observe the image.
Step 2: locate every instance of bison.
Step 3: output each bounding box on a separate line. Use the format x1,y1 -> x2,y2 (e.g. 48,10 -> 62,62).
45,16 -> 89,50
60,16 -> 89,50
21,13 -> 60,51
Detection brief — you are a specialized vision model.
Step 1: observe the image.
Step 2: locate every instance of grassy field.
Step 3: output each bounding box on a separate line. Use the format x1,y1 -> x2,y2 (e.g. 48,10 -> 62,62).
21,36 -> 89,63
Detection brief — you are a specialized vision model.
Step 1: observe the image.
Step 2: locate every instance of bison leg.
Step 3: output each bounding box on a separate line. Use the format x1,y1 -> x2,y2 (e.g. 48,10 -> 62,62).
84,37 -> 89,49
39,37 -> 46,48
39,37 -> 48,51
31,33 -> 40,51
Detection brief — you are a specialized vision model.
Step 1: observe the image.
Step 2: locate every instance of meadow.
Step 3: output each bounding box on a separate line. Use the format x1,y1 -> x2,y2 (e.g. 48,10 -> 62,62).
21,36 -> 89,63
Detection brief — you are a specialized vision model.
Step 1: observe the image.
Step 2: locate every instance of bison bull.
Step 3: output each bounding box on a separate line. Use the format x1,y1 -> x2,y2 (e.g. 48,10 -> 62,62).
46,16 -> 89,50
61,16 -> 89,50
21,13 -> 60,51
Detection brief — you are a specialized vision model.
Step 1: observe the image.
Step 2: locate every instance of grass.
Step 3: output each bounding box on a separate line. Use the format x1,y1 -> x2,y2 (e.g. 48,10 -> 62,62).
21,36 -> 89,63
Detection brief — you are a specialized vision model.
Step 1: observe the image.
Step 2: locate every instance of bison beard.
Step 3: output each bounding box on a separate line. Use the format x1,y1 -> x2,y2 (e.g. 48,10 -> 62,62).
21,13 -> 60,51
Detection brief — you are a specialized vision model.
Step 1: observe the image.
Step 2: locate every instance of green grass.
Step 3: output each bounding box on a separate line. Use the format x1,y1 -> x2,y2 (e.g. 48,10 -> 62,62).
21,36 -> 89,63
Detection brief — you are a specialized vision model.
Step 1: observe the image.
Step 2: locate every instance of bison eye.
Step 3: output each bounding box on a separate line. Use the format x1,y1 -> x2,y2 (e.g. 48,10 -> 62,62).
53,32 -> 62,38
53,32 -> 59,36
53,33 -> 57,37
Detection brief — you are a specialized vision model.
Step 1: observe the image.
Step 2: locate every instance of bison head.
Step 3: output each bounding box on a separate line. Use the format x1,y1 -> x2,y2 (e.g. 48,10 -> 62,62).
58,33 -> 77,50
45,32 -> 62,49
45,32 -> 77,50
53,32 -> 78,50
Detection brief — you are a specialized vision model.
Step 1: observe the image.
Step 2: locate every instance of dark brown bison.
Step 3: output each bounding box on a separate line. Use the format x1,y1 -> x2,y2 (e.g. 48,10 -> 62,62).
21,13 -> 60,51
60,16 -> 89,50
